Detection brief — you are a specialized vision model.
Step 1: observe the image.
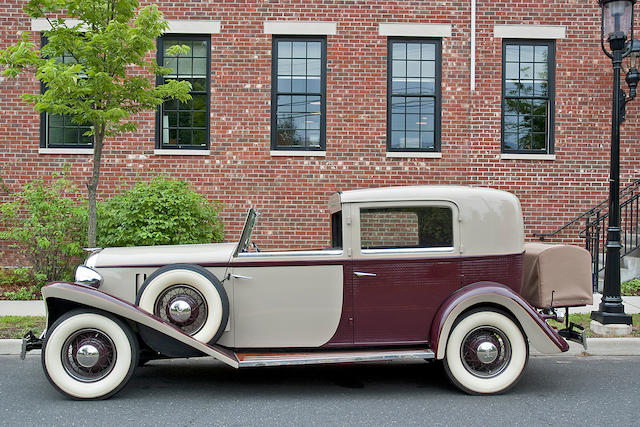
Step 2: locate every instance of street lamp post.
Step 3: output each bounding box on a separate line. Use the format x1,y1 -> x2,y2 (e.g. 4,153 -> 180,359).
591,0 -> 639,328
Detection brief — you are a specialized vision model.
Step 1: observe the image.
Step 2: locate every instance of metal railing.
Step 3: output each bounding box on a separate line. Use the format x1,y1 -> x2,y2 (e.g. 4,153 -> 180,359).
534,179 -> 640,291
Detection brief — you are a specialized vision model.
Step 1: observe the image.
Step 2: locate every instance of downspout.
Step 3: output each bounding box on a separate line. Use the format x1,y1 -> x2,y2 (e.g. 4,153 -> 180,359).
471,0 -> 476,91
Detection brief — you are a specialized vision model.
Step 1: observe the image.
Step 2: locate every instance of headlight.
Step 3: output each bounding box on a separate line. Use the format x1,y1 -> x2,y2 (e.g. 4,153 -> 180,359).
75,265 -> 103,288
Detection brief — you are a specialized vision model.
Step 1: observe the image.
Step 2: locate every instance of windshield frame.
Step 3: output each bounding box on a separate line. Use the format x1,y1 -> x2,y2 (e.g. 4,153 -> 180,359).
234,208 -> 259,257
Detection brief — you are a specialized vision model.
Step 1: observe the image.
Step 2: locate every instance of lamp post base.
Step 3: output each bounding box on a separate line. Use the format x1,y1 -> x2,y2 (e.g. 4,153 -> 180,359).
590,320 -> 633,336
591,297 -> 632,325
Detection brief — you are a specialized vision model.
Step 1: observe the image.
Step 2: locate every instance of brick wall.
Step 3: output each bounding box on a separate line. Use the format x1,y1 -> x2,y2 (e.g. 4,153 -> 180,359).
1,0 -> 639,265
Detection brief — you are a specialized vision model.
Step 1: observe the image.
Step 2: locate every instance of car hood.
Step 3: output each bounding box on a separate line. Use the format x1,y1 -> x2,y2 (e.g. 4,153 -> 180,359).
85,243 -> 238,268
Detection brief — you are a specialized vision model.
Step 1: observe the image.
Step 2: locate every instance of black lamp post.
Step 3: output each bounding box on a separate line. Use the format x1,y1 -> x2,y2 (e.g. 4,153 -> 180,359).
591,0 -> 639,326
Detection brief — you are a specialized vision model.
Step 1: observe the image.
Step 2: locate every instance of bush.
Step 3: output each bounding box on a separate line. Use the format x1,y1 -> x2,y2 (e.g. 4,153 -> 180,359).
0,177 -> 86,285
622,278 -> 640,296
97,177 -> 224,247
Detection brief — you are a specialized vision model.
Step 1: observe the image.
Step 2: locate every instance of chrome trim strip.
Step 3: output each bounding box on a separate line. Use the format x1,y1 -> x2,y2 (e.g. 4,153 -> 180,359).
354,272 -> 377,277
238,349 -> 435,368
361,247 -> 455,255
237,250 -> 344,258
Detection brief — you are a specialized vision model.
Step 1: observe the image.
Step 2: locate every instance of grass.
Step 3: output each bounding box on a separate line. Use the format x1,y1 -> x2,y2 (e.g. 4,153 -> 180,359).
548,313 -> 640,338
0,316 -> 46,339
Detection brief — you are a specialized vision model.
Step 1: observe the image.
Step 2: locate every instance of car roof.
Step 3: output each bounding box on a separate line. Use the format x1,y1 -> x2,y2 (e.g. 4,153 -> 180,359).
337,185 -> 513,204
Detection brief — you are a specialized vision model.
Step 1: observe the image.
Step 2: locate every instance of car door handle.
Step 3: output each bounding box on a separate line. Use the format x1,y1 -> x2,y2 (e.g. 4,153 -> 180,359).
354,272 -> 376,277
231,274 -> 253,280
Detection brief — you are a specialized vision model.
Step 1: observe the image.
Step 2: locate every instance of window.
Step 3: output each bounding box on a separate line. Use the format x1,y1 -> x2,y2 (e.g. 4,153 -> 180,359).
388,39 -> 441,152
40,45 -> 93,149
502,40 -> 555,153
157,36 -> 211,150
271,37 -> 326,151
360,206 -> 453,250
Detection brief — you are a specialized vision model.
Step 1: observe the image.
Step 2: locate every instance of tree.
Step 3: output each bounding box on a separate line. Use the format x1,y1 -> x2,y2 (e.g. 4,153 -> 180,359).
0,0 -> 192,247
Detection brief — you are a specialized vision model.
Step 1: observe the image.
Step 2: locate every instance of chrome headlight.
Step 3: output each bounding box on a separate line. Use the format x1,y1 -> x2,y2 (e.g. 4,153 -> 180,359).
75,265 -> 103,288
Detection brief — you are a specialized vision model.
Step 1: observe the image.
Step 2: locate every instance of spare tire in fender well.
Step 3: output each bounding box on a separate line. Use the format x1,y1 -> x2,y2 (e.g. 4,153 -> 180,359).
136,263 -> 229,345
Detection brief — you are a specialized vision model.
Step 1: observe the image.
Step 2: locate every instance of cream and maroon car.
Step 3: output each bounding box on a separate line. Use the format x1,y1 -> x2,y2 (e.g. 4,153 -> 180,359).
25,186 -> 593,399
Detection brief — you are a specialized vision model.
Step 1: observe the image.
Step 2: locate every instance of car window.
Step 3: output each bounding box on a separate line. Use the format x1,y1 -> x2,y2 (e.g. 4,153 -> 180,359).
360,206 -> 452,249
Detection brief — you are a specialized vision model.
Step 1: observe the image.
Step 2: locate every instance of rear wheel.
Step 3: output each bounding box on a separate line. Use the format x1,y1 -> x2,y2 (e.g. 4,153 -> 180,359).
443,309 -> 528,395
42,309 -> 139,400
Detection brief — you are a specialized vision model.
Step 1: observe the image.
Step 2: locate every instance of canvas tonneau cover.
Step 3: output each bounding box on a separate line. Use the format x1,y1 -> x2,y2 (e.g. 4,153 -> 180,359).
522,243 -> 593,308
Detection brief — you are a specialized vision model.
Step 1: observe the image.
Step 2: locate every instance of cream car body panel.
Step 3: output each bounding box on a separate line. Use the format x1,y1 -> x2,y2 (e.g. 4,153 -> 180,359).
231,251 -> 345,348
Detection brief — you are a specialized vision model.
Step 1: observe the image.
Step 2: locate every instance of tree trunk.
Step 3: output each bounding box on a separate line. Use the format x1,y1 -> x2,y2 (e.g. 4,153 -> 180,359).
87,124 -> 105,248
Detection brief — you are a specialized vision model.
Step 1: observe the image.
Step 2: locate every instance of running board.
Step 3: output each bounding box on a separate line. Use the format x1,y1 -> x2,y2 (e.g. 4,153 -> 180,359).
235,348 -> 435,368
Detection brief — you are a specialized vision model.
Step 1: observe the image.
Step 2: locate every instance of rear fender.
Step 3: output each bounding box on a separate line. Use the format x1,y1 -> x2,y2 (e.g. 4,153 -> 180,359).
42,282 -> 239,368
430,282 -> 569,359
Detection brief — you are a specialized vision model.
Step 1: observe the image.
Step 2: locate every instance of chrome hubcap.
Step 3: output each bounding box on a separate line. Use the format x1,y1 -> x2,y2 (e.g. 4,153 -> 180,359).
61,329 -> 116,383
169,299 -> 193,323
476,341 -> 499,364
155,285 -> 207,336
461,326 -> 511,378
76,344 -> 100,368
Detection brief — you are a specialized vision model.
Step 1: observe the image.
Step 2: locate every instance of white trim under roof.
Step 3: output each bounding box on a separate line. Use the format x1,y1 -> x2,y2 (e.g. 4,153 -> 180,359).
31,18 -> 83,31
153,149 -> 210,156
263,21 -> 337,35
166,20 -> 221,34
386,151 -> 443,159
500,153 -> 556,161
270,150 -> 327,157
38,147 -> 94,155
378,23 -> 452,38
493,25 -> 566,39
32,18 -> 221,34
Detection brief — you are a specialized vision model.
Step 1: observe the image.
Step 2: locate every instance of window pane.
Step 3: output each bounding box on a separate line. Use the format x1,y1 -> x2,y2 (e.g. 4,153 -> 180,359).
392,60 -> 406,77
520,45 -> 534,62
392,43 -> 406,59
392,113 -> 405,130
193,40 -> 207,57
421,61 -> 435,78
307,42 -> 321,58
535,45 -> 548,62
505,45 -> 519,62
273,38 -> 325,150
422,43 -> 435,61
278,41 -> 292,58
293,42 -> 306,57
360,207 -> 453,249
159,37 -> 211,150
407,60 -> 420,77
406,43 -> 421,60
420,132 -> 434,149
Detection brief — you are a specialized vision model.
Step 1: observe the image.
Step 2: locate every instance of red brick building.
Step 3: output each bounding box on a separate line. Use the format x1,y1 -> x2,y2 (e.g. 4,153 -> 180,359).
1,0 -> 639,264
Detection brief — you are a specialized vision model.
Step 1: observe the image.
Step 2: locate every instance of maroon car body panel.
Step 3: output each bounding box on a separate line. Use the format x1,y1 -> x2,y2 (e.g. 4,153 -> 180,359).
324,252 -> 524,347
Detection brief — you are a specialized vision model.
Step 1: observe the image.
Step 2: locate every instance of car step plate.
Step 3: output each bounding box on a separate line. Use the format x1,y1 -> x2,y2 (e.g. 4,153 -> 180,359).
235,348 -> 434,368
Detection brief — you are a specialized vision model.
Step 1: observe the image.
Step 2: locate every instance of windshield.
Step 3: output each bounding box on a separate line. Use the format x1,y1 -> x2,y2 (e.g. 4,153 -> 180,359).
234,208 -> 259,257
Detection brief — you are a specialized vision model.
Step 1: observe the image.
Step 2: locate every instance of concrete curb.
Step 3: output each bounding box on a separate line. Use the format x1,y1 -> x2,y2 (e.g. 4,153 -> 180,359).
1,338 -> 639,356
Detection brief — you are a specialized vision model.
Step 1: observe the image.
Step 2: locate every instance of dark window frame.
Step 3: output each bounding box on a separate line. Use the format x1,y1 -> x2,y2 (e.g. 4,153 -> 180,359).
155,34 -> 211,150
386,38 -> 442,153
501,39 -> 556,154
39,35 -> 94,149
270,36 -> 327,151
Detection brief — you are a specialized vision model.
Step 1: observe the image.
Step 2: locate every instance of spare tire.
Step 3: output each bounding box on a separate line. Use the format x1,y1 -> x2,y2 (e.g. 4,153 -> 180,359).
136,264 -> 229,344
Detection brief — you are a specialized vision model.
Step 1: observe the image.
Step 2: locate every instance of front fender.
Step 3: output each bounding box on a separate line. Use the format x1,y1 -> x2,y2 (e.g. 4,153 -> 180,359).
41,282 -> 239,368
430,282 -> 569,359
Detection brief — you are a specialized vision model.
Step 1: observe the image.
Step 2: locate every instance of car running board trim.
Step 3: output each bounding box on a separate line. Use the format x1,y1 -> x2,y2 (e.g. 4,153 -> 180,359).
235,348 -> 434,368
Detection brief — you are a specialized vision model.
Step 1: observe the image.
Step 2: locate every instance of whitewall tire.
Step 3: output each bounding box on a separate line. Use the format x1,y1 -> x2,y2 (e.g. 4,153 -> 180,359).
42,310 -> 138,400
137,264 -> 228,344
443,309 -> 529,395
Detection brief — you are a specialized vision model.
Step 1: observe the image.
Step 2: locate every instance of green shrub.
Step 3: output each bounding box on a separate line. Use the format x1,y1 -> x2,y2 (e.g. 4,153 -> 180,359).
97,177 -> 224,247
4,286 -> 40,300
0,176 -> 86,285
621,278 -> 640,296
0,267 -> 47,289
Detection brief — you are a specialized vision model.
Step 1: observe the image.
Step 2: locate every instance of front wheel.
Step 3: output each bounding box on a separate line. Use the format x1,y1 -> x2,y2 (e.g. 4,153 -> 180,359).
443,309 -> 528,395
42,309 -> 139,400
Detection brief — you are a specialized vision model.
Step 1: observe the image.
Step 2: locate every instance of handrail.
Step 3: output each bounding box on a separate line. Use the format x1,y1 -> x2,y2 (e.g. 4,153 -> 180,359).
533,178 -> 640,240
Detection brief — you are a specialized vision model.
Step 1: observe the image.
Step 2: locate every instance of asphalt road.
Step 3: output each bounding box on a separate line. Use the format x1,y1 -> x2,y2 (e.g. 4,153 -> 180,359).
1,355 -> 639,426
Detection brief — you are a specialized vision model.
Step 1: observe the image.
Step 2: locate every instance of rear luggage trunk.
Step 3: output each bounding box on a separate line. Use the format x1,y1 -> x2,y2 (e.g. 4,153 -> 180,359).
522,243 -> 593,308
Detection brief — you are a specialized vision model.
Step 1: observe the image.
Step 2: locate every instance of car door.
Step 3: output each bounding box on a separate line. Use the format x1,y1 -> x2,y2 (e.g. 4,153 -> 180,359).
351,201 -> 461,345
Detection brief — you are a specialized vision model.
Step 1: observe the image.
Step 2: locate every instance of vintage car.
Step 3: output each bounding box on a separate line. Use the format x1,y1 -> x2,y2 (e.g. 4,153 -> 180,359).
23,186 -> 593,399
